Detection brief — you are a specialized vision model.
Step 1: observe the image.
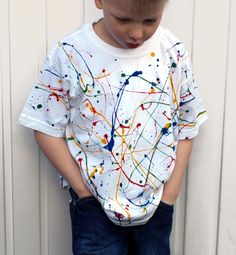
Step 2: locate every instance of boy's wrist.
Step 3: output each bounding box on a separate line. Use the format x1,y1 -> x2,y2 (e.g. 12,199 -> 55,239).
73,186 -> 93,198
161,192 -> 178,205
161,183 -> 179,205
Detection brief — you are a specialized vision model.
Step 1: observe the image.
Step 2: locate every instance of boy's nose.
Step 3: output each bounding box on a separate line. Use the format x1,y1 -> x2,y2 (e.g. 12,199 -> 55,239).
128,27 -> 144,43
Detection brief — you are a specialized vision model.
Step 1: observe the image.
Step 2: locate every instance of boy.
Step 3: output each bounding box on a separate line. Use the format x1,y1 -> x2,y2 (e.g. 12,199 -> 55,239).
18,0 -> 207,254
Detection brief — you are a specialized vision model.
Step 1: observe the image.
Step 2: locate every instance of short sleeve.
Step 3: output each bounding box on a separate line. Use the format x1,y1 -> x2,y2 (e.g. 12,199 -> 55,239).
18,46 -> 70,137
177,50 -> 208,140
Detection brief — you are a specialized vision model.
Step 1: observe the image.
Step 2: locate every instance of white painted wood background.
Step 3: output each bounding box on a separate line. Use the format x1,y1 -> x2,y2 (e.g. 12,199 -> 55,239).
0,0 -> 235,254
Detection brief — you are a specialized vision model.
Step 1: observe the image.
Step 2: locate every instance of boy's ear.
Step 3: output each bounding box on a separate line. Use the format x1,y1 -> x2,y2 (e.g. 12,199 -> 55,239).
94,0 -> 103,10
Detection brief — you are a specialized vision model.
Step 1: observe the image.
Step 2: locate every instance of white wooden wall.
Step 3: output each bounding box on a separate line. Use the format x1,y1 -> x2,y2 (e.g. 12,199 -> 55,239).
0,0 -> 235,254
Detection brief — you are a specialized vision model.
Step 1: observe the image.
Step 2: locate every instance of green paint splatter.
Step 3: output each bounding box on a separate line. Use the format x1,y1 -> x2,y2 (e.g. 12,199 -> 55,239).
171,62 -> 177,68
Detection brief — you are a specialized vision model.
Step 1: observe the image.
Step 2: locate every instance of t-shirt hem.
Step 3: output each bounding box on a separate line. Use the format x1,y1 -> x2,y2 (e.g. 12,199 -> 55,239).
178,113 -> 208,140
18,115 -> 65,137
105,185 -> 164,227
111,215 -> 154,227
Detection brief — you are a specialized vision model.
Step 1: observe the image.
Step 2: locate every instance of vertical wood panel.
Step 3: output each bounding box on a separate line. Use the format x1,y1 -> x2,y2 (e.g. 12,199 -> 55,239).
10,0 -> 44,253
0,0 -> 14,254
218,0 -> 236,254
0,78 -> 5,254
0,2 -> 6,251
47,162 -> 71,255
185,0 -> 230,254
0,1 -> 6,251
47,0 -> 84,49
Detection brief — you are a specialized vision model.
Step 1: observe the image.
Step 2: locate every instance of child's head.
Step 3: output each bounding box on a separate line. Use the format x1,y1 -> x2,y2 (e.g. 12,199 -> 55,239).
94,0 -> 167,49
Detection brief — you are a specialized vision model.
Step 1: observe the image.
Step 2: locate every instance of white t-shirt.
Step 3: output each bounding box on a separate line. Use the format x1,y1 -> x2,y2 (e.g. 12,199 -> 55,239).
18,22 -> 207,226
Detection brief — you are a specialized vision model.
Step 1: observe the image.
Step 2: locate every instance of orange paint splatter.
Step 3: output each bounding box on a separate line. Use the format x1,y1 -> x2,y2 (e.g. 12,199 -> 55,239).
101,138 -> 107,144
90,106 -> 96,113
150,52 -> 156,57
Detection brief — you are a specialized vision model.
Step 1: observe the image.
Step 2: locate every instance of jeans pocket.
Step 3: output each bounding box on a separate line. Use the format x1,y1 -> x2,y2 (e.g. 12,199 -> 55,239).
69,187 -> 79,207
78,195 -> 96,203
69,187 -> 96,208
158,200 -> 174,212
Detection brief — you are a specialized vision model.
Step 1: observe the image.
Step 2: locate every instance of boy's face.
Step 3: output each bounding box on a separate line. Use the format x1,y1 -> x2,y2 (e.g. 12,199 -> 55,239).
94,0 -> 166,49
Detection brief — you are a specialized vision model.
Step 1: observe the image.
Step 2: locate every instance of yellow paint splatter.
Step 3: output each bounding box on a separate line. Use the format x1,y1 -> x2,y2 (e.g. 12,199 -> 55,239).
89,168 -> 98,179
99,166 -> 104,174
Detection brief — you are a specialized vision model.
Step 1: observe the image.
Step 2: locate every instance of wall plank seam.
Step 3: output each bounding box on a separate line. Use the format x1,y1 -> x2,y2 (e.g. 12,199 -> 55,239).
1,0 -> 14,253
40,1 -> 49,255
190,0 -> 196,60
0,48 -> 6,255
216,0 -> 232,254
184,1 -> 195,254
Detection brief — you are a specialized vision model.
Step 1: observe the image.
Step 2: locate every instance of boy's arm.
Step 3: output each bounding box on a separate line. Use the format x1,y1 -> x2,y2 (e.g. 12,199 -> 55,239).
161,139 -> 194,205
34,130 -> 92,198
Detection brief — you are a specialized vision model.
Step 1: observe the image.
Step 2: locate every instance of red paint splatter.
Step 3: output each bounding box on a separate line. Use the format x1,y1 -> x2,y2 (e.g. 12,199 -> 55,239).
166,156 -> 175,169
141,102 -> 152,110
125,204 -> 130,210
93,121 -> 99,126
162,111 -> 171,121
46,84 -> 63,92
180,92 -> 191,99
120,124 -> 130,129
114,212 -> 124,221
49,93 -> 60,102
103,134 -> 109,143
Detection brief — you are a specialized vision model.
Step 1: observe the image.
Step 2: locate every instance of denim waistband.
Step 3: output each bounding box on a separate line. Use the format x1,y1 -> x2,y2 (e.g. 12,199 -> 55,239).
69,187 -> 79,200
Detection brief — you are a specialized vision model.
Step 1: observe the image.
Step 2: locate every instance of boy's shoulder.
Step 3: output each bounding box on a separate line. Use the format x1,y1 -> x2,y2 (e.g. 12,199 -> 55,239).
45,23 -> 89,61
159,26 -> 187,56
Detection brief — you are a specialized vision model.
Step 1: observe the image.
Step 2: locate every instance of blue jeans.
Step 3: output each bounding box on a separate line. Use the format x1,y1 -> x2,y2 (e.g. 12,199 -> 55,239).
69,187 -> 174,255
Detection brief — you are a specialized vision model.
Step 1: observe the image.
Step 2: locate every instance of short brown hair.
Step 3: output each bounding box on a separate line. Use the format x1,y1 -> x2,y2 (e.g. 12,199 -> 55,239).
127,0 -> 168,14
